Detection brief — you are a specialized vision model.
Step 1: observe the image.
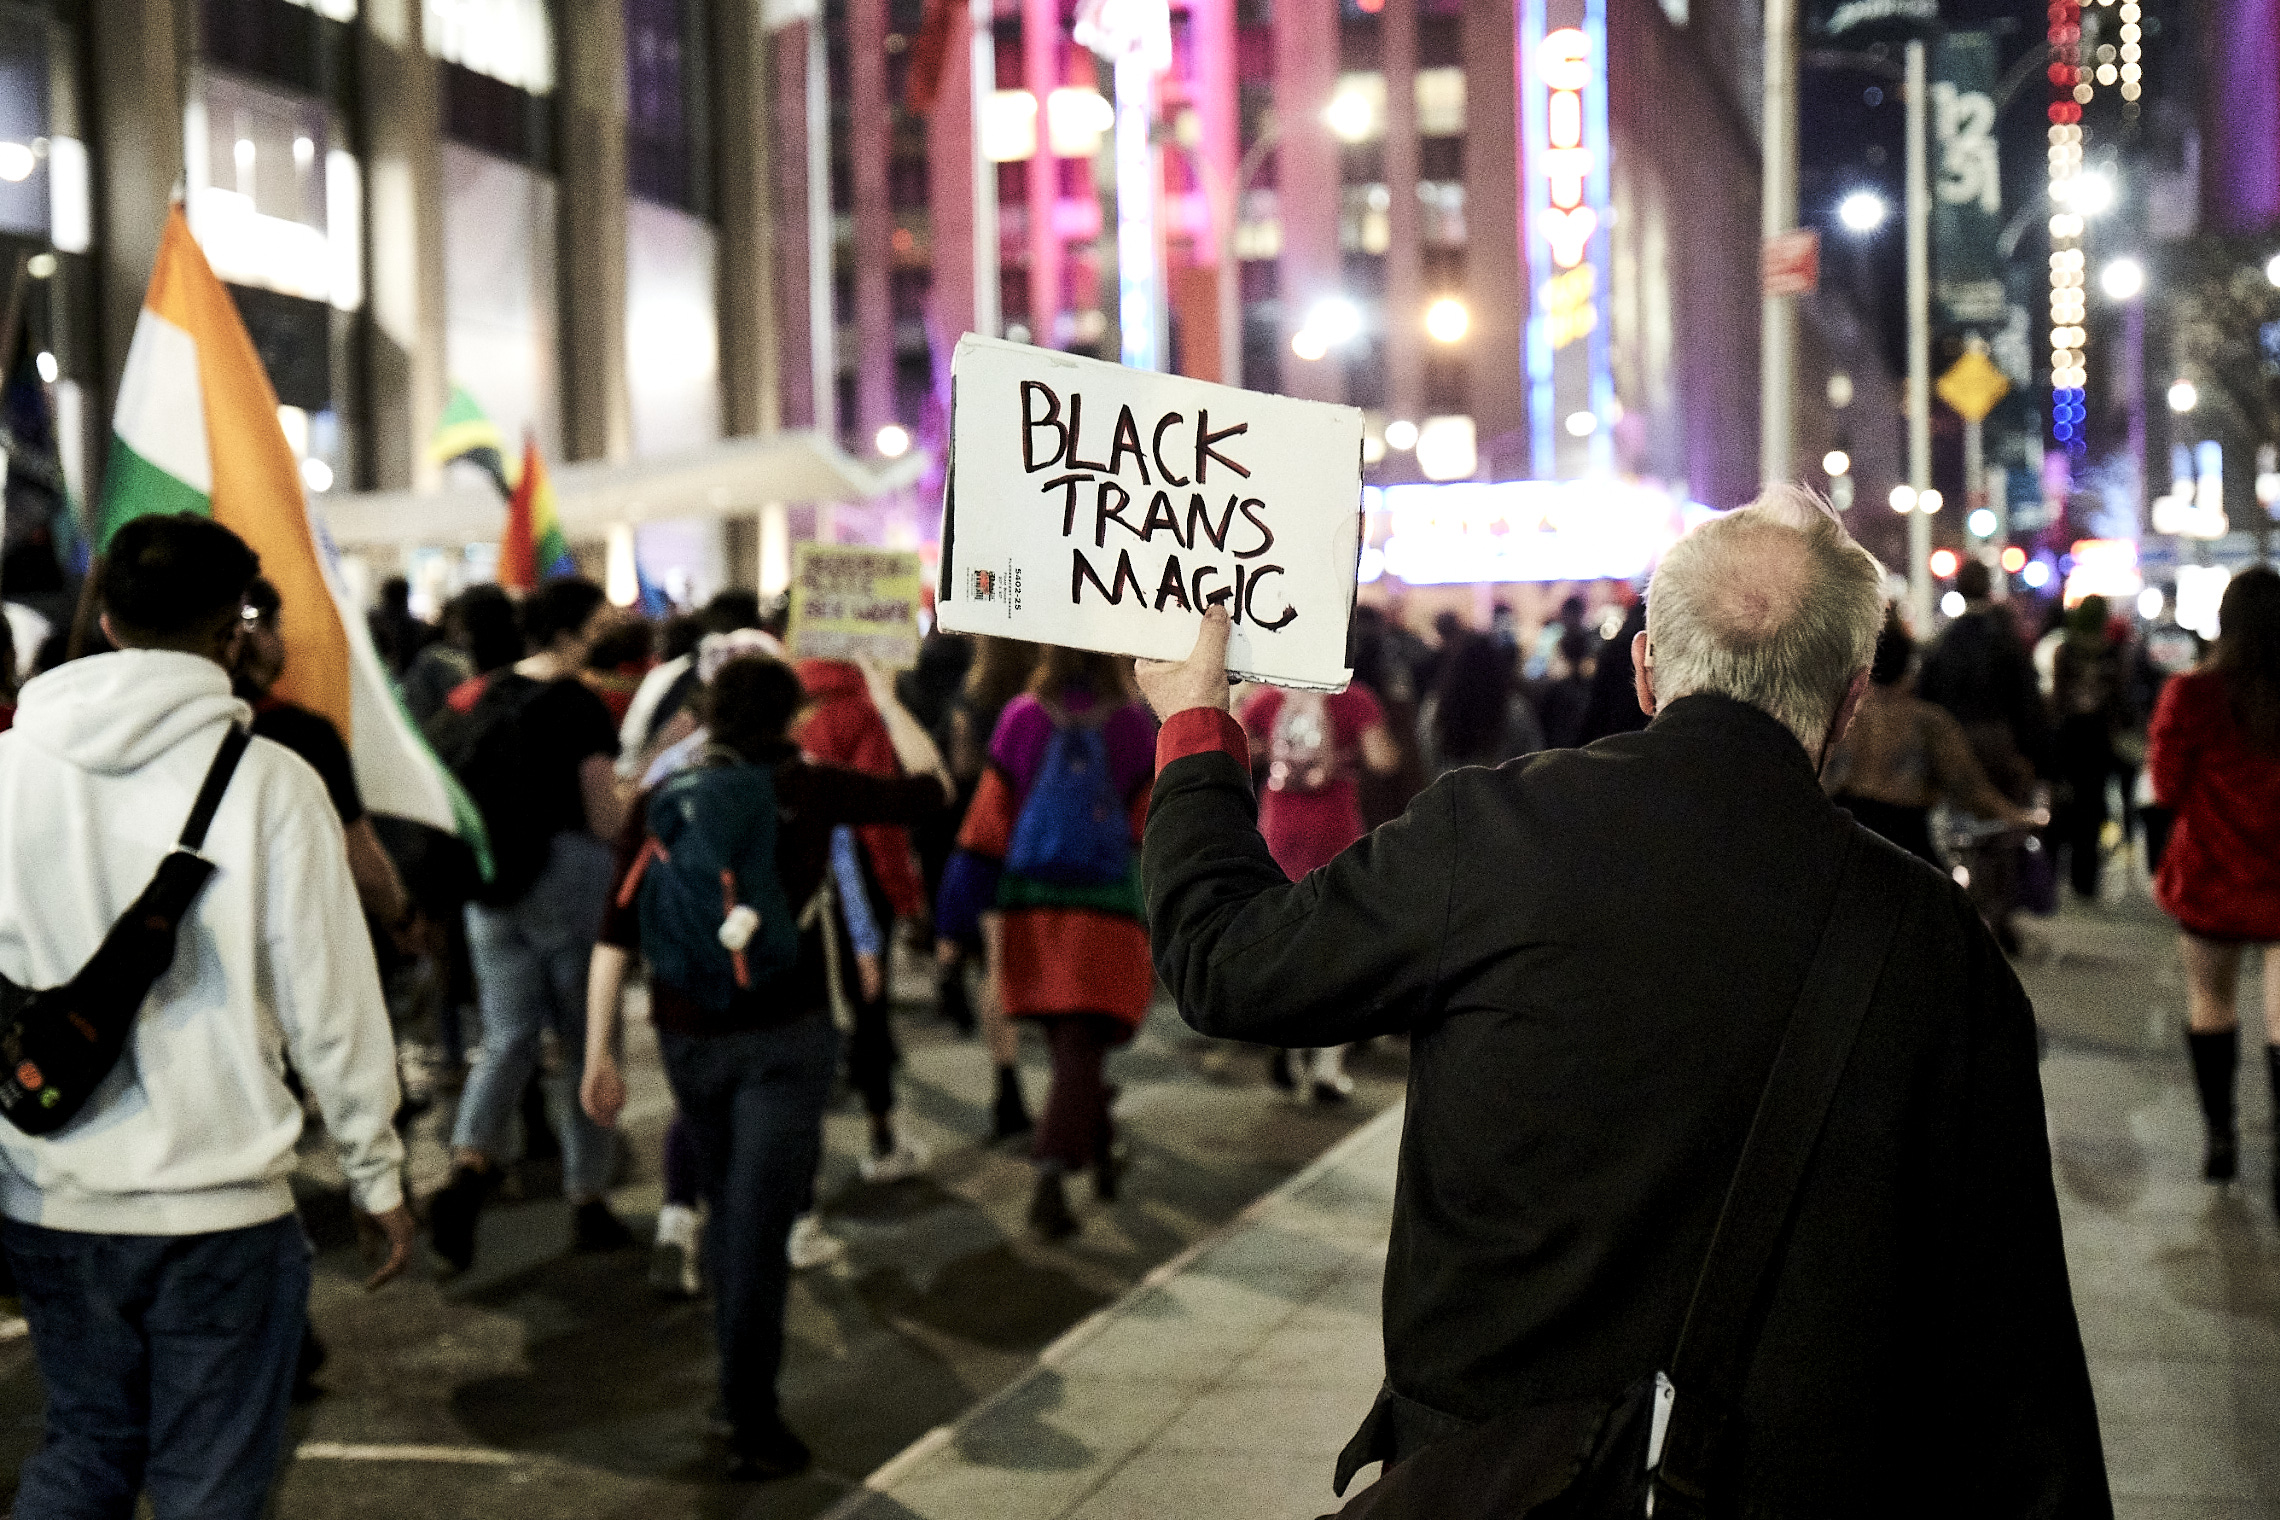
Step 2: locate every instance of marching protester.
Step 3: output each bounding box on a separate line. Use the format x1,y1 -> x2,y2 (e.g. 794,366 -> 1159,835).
581,654 -> 950,1480
2148,566 -> 2280,1207
1135,487 -> 2108,1514
2050,594 -> 2137,902
1417,631 -> 1546,781
427,576 -> 635,1273
940,648 -> 1157,1239
1237,665 -> 1400,1102
0,515 -> 414,1517
1823,611 -> 2043,866
938,635 -> 1043,1138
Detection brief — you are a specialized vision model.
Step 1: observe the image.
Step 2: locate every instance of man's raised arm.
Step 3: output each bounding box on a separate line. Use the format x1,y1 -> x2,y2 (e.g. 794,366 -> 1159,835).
1137,608 -> 1454,1047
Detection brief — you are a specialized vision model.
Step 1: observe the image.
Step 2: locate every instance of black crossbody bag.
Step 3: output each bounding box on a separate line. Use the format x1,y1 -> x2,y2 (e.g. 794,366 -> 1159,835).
0,725 -> 253,1136
1328,829 -> 1900,1520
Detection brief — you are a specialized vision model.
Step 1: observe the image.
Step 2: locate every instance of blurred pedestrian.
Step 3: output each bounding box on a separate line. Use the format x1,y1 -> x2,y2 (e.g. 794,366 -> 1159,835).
937,636 -> 1043,1136
795,655 -> 934,1180
1350,605 -> 1429,831
1823,613 -> 2042,865
1574,597 -> 1649,744
1237,670 -> 1400,1101
582,655 -> 950,1481
1523,592 -> 1594,681
2050,595 -> 2136,901
2148,567 -> 2280,1208
583,615 -> 655,729
619,590 -> 765,776
1536,630 -> 1597,750
427,577 -> 634,1274
366,574 -> 433,677
1135,487 -> 2108,1514
0,516 -> 413,1519
1418,632 -> 1545,779
942,649 -> 1156,1239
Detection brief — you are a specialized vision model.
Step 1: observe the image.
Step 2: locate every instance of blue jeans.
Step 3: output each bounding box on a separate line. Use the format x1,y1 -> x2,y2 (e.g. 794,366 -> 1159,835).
455,832 -> 614,1197
1,1214 -> 311,1520
656,1015 -> 838,1445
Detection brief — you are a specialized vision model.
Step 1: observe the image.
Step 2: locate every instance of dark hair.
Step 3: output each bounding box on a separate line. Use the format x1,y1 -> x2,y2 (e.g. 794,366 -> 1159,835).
586,617 -> 653,670
704,655 -> 805,759
244,576 -> 282,619
1430,634 -> 1514,760
98,514 -> 259,639
1031,645 -> 1129,702
1955,559 -> 1992,602
700,589 -> 763,636
379,575 -> 412,613
1869,610 -> 1915,687
450,584 -> 523,673
2213,565 -> 2280,751
661,613 -> 706,663
521,577 -> 607,652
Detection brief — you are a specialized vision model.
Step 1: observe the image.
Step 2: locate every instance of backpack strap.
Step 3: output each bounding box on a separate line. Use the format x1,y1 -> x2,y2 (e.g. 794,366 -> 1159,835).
1650,827 -> 1901,1506
178,725 -> 253,855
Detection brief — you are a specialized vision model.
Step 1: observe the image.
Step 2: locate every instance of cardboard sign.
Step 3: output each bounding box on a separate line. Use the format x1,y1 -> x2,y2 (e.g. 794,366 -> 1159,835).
936,334 -> 1364,690
788,544 -> 923,668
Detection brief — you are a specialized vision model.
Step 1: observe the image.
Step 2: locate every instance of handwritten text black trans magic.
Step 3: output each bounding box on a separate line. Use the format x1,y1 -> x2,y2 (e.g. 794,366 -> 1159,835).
1019,381 -> 1297,633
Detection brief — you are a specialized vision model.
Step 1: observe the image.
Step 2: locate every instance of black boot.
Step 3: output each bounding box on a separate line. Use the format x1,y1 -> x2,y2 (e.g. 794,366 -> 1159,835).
1027,1166 -> 1078,1241
2187,1028 -> 2239,1182
938,966 -> 977,1036
428,1164 -> 496,1274
992,1064 -> 1034,1141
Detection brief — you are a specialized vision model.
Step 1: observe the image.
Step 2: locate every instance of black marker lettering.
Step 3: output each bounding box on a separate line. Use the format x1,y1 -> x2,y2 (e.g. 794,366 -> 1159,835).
1093,482 -> 1136,547
1040,472 -> 1095,536
1151,412 -> 1190,486
1234,498 -> 1275,559
1138,491 -> 1186,546
1066,392 -> 1108,470
1108,405 -> 1152,485
1153,555 -> 1192,612
1072,547 -> 1148,605
1232,564 -> 1246,625
1244,565 -> 1296,631
1194,410 -> 1252,482
1192,564 -> 1231,610
1021,382 -> 1065,472
1186,494 -> 1234,551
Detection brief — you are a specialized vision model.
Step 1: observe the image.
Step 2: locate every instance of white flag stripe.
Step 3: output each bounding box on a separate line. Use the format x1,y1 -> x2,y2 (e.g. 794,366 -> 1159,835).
313,515 -> 458,834
111,308 -> 213,493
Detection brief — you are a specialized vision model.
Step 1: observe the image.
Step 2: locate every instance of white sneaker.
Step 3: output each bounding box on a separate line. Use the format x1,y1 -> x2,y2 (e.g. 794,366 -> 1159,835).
650,1203 -> 702,1297
858,1136 -> 932,1184
786,1213 -> 846,1270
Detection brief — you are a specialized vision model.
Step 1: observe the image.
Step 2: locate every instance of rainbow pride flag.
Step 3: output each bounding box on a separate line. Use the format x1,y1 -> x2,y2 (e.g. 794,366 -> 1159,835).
498,434 -> 573,591
98,205 -> 470,839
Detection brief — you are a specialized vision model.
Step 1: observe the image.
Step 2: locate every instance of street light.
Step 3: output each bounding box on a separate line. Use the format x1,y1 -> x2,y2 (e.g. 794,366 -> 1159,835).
2168,378 -> 2199,413
1917,488 -> 1943,513
1837,190 -> 1888,234
2267,251 -> 2280,289
2099,257 -> 2144,300
1967,506 -> 1999,538
1424,297 -> 1469,344
875,423 -> 912,458
1890,485 -> 1918,513
1822,449 -> 1850,476
1384,418 -> 1419,451
1291,296 -> 1362,362
2067,169 -> 2116,217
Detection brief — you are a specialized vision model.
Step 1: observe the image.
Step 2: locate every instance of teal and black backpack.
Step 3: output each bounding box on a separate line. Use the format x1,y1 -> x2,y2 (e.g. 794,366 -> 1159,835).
619,749 -> 801,1010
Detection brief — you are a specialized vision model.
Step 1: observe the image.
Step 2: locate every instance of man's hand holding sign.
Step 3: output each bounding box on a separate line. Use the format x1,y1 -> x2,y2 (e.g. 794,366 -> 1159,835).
937,336 -> 1365,691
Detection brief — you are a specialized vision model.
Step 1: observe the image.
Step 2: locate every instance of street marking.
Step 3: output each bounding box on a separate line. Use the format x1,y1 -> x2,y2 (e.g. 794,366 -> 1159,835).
295,1443 -> 521,1465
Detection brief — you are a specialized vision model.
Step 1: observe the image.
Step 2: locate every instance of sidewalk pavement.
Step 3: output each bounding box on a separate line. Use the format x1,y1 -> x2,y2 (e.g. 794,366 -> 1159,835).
828,885 -> 2280,1520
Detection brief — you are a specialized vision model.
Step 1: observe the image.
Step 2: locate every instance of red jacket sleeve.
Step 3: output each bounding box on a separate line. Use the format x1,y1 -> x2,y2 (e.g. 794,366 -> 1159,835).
2146,673 -> 2203,809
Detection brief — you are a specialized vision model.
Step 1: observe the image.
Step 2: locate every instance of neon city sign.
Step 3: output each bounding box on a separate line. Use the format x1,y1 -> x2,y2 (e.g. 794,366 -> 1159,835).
1522,0 -> 1614,478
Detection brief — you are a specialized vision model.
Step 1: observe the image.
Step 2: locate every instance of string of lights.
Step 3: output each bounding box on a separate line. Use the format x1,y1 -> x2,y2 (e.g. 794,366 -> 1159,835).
2047,0 -> 2139,458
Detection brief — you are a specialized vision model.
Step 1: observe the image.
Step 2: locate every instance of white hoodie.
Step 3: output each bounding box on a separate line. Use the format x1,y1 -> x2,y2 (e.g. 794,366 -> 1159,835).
0,650 -> 405,1233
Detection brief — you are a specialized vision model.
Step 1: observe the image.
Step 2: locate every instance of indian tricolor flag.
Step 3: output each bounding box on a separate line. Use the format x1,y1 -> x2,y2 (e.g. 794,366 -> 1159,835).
99,205 -> 471,840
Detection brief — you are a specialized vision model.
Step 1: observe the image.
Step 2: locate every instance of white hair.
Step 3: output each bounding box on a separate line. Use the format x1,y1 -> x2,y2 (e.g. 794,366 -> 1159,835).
1644,484 -> 1885,755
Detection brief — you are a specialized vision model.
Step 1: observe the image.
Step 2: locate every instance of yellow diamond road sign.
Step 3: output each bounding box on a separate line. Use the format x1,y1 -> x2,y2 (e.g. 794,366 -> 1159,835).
1936,349 -> 2011,423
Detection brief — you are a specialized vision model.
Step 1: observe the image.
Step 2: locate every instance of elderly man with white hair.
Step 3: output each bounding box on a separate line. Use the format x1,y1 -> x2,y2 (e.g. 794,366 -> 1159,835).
1134,488 -> 2110,1518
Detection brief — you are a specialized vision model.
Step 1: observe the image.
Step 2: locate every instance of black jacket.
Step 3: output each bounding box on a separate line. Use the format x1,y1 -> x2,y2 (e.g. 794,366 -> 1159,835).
1144,693 -> 2109,1518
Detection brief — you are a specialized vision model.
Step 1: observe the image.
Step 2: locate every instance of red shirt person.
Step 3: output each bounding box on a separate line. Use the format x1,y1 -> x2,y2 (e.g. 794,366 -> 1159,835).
1238,683 -> 1402,879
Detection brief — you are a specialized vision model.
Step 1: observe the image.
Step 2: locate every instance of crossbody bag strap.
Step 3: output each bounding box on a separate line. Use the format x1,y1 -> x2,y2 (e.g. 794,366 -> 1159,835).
1651,827 -> 1902,1504
178,725 -> 253,855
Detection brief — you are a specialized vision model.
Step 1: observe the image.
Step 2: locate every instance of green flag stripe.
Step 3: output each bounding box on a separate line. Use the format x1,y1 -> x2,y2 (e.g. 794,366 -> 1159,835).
98,433 -> 212,549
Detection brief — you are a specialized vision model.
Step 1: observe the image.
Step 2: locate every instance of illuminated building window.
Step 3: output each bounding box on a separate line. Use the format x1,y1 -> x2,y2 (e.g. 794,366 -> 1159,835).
1415,68 -> 1466,136
1340,183 -> 1393,255
1417,181 -> 1467,247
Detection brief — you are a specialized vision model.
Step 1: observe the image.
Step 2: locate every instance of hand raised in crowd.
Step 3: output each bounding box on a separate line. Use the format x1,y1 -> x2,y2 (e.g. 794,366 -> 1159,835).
581,1054 -> 628,1130
359,1203 -> 419,1290
1134,604 -> 1235,722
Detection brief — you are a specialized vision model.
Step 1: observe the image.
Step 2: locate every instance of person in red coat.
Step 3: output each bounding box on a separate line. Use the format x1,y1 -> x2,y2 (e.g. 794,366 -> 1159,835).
2148,566 -> 2280,1209
794,657 -> 930,1174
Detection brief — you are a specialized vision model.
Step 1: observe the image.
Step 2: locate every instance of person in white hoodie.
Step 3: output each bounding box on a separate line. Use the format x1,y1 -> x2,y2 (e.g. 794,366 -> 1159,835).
0,513 -> 414,1520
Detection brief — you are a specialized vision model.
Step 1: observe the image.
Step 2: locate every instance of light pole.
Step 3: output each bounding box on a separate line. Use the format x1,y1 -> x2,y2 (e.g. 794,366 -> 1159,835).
1759,0 -> 1800,486
969,0 -> 999,340
1905,39 -> 1932,632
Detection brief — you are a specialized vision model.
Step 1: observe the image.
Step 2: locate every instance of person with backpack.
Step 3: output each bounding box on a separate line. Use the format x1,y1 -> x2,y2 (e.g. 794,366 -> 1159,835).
580,655 -> 950,1480
939,648 -> 1157,1239
1236,674 -> 1401,1102
426,576 -> 636,1273
0,515 -> 414,1517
